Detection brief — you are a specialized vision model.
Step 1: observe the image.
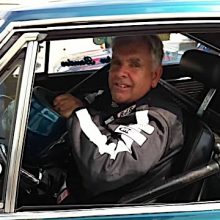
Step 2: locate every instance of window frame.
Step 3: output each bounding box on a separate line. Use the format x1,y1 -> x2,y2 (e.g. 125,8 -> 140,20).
0,33 -> 40,213
2,17 -> 220,218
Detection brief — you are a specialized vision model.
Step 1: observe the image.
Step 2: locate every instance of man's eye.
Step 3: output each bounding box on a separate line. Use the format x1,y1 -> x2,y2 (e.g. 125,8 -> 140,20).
130,62 -> 141,68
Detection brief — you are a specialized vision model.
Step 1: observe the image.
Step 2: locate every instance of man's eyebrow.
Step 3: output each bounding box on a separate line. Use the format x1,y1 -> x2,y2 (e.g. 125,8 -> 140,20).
128,58 -> 141,63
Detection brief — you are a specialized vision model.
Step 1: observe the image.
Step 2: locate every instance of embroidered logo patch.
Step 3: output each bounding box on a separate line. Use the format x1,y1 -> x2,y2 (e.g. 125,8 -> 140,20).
115,125 -> 146,146
117,105 -> 136,118
104,104 -> 136,125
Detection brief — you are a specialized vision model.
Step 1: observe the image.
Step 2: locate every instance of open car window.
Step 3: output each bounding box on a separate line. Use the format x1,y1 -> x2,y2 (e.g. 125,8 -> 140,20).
37,34 -> 200,75
48,38 -> 112,74
15,28 -> 220,213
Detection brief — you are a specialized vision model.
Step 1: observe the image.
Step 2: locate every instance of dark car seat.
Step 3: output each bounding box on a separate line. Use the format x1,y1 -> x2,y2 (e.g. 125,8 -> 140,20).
180,49 -> 220,117
166,49 -> 220,202
118,49 -> 220,204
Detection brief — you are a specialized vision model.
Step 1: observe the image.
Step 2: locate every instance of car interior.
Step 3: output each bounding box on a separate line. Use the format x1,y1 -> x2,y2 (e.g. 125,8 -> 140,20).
1,29 -> 220,210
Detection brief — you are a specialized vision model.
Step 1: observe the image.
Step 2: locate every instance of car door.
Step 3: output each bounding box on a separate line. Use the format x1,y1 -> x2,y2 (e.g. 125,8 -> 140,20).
1,1 -> 220,219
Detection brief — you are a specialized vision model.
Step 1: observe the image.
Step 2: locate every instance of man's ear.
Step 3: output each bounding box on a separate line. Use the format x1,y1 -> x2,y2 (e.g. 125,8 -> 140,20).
151,66 -> 163,88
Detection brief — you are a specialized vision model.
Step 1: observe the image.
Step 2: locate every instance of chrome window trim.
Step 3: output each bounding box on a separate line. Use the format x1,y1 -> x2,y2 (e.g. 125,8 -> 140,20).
6,11 -> 220,28
0,33 -> 40,72
1,11 -> 220,43
4,19 -> 220,39
0,23 -> 16,43
0,29 -> 15,51
4,39 -> 39,213
1,202 -> 220,219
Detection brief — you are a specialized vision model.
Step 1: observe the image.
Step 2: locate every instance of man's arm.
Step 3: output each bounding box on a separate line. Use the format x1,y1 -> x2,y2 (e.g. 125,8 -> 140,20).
67,106 -> 183,196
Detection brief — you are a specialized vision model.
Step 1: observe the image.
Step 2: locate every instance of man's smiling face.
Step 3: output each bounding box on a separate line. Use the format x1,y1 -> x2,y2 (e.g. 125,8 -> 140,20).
109,38 -> 162,104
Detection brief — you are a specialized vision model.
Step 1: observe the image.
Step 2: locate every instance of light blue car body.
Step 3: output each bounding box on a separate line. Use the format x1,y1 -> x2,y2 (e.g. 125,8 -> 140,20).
1,0 -> 220,32
1,1 -> 220,219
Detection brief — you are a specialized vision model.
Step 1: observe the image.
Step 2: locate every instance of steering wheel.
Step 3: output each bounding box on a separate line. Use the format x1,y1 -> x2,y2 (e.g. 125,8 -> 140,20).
20,63 -> 111,199
24,86 -> 67,166
25,63 -> 110,166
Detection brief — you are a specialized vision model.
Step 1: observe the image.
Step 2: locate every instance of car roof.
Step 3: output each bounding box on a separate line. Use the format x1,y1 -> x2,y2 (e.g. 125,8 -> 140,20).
1,0 -> 220,51
1,0 -> 220,31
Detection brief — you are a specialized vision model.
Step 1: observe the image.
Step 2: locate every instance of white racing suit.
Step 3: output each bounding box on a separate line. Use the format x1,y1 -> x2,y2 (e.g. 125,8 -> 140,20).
66,84 -> 184,203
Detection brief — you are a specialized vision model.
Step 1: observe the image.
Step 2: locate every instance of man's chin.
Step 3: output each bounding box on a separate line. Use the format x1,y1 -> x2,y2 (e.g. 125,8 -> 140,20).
112,96 -> 130,104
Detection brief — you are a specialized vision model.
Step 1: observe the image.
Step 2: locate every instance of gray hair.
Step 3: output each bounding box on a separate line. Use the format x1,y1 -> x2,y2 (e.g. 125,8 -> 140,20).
112,35 -> 164,69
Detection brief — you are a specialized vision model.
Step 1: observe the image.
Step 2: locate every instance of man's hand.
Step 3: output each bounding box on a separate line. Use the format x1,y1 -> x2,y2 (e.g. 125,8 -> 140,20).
53,94 -> 83,118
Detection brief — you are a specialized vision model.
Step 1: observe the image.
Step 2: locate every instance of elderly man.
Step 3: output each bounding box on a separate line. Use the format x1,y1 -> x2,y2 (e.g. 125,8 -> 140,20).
54,35 -> 184,203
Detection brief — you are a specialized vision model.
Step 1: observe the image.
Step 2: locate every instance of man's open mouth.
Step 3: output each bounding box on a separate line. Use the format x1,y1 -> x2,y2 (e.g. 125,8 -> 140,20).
115,83 -> 130,89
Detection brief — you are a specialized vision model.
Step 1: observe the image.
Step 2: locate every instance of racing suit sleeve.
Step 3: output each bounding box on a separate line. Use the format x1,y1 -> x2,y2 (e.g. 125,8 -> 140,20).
67,106 -> 183,196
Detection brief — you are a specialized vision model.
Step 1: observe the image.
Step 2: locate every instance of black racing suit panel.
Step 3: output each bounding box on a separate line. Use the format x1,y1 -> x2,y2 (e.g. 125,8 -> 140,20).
67,85 -> 184,197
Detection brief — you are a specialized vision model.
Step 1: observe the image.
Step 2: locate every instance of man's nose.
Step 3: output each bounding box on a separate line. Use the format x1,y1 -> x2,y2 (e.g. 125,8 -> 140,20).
118,65 -> 128,77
